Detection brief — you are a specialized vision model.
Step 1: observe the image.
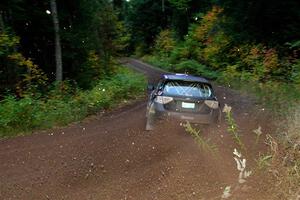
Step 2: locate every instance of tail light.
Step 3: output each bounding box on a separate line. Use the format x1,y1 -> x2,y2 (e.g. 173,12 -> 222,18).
204,100 -> 219,109
155,96 -> 173,104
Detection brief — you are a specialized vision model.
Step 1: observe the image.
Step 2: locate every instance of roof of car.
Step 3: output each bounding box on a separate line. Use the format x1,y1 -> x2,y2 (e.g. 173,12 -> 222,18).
162,73 -> 210,84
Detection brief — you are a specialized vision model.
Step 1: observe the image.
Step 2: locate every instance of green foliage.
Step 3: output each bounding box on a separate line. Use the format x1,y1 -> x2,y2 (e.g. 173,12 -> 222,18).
134,43 -> 148,58
168,0 -> 191,11
144,6 -> 231,77
286,40 -> 300,49
183,122 -> 218,156
201,31 -> 231,69
174,60 -> 219,79
125,0 -> 170,49
229,44 -> 284,81
291,59 -> 300,84
141,55 -> 173,71
154,29 -> 176,57
9,53 -> 48,96
0,68 -> 146,137
169,41 -> 194,62
144,7 -> 300,113
223,104 -> 245,150
114,21 -> 131,55
174,60 -> 203,73
256,154 -> 273,170
219,66 -> 300,117
0,32 -> 19,55
76,51 -> 109,89
182,7 -> 232,69
1,0 -> 128,90
192,6 -> 223,43
0,31 -> 48,95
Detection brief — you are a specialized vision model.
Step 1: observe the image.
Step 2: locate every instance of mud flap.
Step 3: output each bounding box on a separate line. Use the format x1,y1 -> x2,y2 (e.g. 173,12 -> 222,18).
145,117 -> 154,131
145,103 -> 156,131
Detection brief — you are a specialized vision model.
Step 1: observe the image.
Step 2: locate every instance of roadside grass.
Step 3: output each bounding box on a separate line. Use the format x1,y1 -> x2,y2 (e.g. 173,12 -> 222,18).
0,67 -> 146,138
220,75 -> 300,199
222,104 -> 245,150
256,153 -> 273,170
219,81 -> 300,199
183,122 -> 218,156
265,111 -> 300,199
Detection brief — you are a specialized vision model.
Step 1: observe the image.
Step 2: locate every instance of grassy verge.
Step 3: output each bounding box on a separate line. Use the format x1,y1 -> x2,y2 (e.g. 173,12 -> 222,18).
0,67 -> 146,138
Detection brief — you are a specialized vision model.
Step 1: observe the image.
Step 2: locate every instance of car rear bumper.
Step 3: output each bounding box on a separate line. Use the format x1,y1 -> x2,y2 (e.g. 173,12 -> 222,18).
163,111 -> 213,124
151,103 -> 218,124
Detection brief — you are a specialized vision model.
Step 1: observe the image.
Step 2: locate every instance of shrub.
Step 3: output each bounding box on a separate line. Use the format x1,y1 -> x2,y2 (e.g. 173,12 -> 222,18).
0,68 -> 146,137
154,29 -> 176,57
291,59 -> 300,83
201,31 -> 231,69
192,6 -> 223,43
77,51 -> 106,89
174,60 -> 220,79
0,31 -> 48,96
169,41 -> 193,62
141,55 -> 173,71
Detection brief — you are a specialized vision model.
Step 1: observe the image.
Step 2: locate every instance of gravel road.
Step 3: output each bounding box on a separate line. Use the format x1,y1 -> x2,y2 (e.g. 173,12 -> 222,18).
0,58 -> 275,200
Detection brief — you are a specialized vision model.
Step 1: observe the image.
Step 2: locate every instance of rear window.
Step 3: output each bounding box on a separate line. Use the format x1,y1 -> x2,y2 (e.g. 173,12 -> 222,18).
163,80 -> 212,98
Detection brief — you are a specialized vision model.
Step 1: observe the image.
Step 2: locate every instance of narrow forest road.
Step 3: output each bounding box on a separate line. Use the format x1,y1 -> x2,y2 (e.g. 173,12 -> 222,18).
0,59 -> 275,200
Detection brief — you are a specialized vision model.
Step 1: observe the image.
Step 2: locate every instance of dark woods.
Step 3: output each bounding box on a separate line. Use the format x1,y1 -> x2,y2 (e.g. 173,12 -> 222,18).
0,0 -> 299,97
0,0 -> 127,96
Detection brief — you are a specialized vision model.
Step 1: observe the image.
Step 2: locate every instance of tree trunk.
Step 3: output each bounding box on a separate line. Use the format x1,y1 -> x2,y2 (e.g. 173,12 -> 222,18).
162,0 -> 165,12
0,12 -> 5,31
50,0 -> 63,81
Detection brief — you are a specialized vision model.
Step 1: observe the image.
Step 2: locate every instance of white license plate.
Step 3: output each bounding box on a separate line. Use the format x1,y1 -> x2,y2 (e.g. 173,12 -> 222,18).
182,102 -> 195,109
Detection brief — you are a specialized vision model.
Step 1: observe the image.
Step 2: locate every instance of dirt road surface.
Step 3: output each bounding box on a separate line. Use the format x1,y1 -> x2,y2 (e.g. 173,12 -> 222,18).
0,59 -> 275,200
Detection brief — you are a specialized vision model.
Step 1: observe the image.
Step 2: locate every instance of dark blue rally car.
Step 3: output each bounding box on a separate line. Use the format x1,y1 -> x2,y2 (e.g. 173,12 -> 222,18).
146,73 -> 221,130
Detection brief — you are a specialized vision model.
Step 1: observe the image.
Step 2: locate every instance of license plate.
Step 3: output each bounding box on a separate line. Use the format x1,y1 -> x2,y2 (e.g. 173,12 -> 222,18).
182,102 -> 195,109
181,115 -> 194,120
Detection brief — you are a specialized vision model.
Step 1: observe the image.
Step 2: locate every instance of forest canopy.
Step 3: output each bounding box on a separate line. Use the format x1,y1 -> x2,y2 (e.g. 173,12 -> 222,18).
0,0 -> 299,97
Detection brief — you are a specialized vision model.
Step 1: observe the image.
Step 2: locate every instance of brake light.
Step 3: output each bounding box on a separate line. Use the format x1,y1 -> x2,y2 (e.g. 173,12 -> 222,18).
204,100 -> 219,109
155,96 -> 173,104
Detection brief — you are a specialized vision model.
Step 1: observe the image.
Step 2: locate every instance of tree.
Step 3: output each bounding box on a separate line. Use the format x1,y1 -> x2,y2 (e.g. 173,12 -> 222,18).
219,0 -> 300,44
124,0 -> 213,51
0,13 -> 4,31
50,0 -> 62,81
125,0 -> 172,51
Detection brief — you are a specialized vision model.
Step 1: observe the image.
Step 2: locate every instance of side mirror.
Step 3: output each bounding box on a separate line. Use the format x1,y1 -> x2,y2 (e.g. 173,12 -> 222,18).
147,84 -> 155,91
